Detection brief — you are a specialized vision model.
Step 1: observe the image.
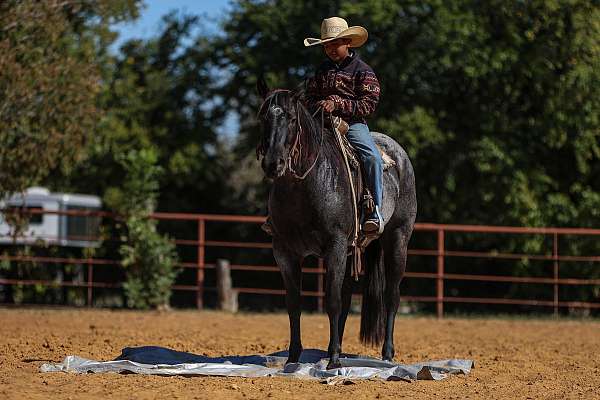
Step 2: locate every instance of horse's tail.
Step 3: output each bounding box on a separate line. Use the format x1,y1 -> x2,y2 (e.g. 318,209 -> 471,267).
360,238 -> 386,346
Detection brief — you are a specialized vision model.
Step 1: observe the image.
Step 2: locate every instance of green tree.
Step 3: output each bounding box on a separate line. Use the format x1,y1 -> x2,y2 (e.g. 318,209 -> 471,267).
202,0 -> 600,308
347,0 -> 600,229
54,12 -> 229,215
21,0 -> 598,310
209,0 -> 600,229
108,149 -> 180,310
0,0 -> 140,200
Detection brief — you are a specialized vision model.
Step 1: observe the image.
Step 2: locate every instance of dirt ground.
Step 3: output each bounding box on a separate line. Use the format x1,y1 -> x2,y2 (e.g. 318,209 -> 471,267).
0,308 -> 598,400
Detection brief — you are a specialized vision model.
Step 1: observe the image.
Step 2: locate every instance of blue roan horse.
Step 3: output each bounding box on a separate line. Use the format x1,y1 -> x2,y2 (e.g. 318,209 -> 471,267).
256,78 -> 417,369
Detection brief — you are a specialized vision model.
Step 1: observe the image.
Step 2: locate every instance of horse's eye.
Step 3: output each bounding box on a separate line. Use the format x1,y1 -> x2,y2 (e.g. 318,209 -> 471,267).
271,106 -> 284,117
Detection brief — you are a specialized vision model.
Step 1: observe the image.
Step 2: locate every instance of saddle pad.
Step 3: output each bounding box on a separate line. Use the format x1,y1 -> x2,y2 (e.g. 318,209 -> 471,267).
378,145 -> 396,170
338,132 -> 396,171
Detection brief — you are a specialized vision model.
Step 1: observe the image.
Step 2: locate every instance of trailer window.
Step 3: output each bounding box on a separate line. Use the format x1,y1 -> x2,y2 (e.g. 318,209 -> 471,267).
65,206 -> 100,240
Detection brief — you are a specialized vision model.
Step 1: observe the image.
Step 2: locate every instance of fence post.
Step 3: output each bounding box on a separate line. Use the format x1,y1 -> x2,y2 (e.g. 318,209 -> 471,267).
553,232 -> 559,317
197,218 -> 205,309
216,259 -> 237,312
437,229 -> 445,318
87,255 -> 93,307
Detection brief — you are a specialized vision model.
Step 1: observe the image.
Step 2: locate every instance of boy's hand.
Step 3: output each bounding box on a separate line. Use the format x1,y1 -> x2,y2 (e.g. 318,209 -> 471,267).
319,99 -> 335,113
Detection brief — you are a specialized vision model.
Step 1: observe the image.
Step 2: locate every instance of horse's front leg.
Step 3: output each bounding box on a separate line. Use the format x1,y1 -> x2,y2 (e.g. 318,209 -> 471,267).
324,238 -> 348,369
338,257 -> 353,350
273,241 -> 303,364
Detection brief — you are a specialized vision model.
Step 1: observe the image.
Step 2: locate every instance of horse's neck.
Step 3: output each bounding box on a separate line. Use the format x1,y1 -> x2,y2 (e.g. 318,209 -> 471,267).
280,135 -> 344,194
270,132 -> 355,244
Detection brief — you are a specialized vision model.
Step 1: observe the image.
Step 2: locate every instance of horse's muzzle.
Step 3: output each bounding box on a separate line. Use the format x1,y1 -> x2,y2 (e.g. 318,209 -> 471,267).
262,156 -> 286,179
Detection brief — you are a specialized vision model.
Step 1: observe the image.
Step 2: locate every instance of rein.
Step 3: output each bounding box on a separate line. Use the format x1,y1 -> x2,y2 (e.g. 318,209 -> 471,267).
287,106 -> 324,180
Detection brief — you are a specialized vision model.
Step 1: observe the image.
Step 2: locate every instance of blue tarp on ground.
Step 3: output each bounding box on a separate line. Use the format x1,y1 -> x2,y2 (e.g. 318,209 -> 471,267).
41,346 -> 474,383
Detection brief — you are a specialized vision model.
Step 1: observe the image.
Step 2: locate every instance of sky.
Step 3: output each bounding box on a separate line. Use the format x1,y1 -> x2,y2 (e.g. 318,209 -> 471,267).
112,0 -> 231,50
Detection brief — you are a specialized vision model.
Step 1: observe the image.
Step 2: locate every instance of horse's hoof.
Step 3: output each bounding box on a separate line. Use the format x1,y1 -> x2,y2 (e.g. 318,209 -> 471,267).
286,347 -> 303,364
326,359 -> 342,370
382,352 -> 395,362
286,355 -> 300,364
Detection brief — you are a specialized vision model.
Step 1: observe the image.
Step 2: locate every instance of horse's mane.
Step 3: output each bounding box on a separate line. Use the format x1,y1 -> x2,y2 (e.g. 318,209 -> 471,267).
257,88 -> 340,173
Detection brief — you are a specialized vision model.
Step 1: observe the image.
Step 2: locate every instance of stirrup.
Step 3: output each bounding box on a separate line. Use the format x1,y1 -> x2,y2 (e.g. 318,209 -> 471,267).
363,206 -> 384,235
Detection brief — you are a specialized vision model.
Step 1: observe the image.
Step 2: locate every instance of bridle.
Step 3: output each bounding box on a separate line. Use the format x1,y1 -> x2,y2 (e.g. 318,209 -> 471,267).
257,90 -> 324,180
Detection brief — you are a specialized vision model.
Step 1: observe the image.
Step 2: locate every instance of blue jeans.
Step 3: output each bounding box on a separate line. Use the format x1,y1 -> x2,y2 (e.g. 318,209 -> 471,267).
346,123 -> 383,210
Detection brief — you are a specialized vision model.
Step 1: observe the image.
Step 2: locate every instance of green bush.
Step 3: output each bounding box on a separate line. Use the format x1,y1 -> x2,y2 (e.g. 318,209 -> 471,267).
109,149 -> 180,309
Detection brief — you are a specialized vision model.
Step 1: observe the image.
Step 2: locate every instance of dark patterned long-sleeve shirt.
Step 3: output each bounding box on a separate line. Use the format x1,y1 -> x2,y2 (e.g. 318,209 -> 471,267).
306,51 -> 380,124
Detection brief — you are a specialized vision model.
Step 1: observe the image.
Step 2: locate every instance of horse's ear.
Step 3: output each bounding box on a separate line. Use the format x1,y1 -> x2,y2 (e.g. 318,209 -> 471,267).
257,75 -> 269,98
292,80 -> 307,102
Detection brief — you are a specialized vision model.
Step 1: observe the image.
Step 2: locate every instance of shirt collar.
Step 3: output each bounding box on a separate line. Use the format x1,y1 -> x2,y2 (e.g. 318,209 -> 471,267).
332,50 -> 357,69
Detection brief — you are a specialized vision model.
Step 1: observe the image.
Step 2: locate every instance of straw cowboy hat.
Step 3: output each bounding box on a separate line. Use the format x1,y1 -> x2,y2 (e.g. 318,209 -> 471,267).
304,17 -> 368,48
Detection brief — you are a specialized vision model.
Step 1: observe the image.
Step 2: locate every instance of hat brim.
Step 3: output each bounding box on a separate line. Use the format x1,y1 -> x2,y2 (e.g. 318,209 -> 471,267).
303,26 -> 368,48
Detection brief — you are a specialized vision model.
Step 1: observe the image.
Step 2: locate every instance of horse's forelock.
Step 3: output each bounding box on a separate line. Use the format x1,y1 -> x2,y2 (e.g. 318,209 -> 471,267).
257,88 -> 326,166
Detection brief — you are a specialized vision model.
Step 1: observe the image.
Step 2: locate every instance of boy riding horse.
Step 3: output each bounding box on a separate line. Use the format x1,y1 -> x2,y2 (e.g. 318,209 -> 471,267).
262,16 -> 384,234
305,16 -> 384,234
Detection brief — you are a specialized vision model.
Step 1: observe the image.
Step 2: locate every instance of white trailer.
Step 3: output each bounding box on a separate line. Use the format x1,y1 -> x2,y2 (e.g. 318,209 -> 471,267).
0,187 -> 102,247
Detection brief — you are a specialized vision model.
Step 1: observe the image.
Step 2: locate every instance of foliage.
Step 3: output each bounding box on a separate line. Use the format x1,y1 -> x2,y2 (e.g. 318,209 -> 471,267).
0,246 -> 57,304
203,0 -> 600,305
0,0 -> 140,200
110,149 -> 180,310
48,12 -> 232,216
211,0 -> 600,229
4,0 -> 597,310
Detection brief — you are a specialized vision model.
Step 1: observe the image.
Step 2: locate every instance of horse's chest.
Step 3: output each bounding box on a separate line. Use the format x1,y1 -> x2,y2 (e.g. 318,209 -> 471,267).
271,197 -> 316,233
269,188 -> 326,247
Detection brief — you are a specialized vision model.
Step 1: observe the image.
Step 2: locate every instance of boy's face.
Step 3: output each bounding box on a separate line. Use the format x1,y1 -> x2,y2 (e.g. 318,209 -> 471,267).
323,38 -> 351,62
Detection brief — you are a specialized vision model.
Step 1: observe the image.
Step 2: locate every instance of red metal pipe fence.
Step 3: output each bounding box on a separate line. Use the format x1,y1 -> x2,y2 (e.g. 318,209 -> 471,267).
1,209 -> 599,316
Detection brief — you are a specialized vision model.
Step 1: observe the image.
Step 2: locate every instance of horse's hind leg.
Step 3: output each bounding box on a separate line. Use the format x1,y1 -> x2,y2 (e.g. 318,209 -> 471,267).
273,241 -> 303,364
381,228 -> 410,361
